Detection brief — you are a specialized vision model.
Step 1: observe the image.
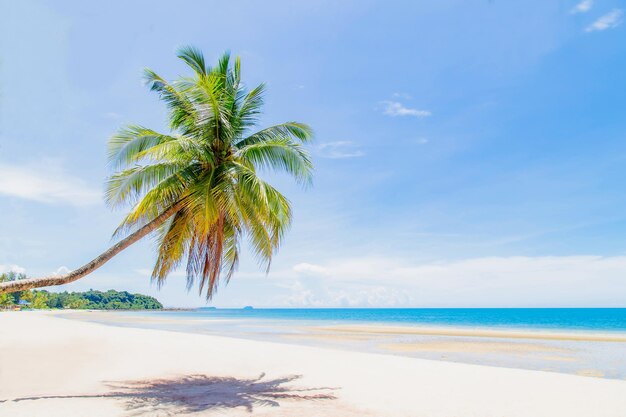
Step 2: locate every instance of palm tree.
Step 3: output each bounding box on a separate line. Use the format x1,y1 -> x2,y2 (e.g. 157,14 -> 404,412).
0,47 -> 313,298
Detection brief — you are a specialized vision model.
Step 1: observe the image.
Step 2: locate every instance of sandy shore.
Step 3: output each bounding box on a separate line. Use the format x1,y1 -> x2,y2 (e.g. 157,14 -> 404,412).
316,324 -> 626,342
1,312 -> 626,417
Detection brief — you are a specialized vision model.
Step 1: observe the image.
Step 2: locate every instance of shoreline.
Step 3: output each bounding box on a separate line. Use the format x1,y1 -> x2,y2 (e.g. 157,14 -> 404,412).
314,323 -> 626,342
2,311 -> 626,416
55,310 -> 626,380
53,308 -> 626,340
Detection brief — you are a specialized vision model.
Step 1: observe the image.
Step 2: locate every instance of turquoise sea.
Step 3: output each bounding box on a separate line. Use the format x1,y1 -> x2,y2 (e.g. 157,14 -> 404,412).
66,308 -> 626,380
176,308 -> 626,331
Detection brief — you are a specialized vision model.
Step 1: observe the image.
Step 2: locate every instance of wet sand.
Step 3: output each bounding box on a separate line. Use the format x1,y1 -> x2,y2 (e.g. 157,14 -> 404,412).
315,324 -> 626,342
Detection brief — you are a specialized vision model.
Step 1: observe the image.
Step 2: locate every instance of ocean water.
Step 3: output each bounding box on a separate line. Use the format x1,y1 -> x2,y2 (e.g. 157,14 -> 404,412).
178,308 -> 626,332
66,308 -> 626,379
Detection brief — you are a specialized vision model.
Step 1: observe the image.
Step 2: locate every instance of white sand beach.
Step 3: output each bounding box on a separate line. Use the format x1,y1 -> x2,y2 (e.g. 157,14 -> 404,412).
1,312 -> 626,417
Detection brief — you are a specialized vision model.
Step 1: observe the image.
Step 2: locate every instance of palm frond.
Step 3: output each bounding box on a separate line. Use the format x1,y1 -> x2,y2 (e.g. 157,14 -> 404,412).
152,209 -> 193,285
235,122 -> 313,148
105,162 -> 189,208
237,137 -> 313,185
235,83 -> 266,132
176,45 -> 207,76
106,48 -> 313,299
143,69 -> 196,132
107,126 -> 180,169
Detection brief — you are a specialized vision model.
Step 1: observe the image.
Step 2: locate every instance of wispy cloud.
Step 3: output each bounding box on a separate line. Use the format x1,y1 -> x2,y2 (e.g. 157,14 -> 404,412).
52,266 -> 72,276
293,262 -> 330,276
392,92 -> 412,100
571,0 -> 593,14
381,101 -> 432,117
585,9 -> 623,32
282,255 -> 626,307
103,112 -> 122,119
315,141 -> 365,159
0,162 -> 101,206
283,278 -> 412,307
0,264 -> 26,274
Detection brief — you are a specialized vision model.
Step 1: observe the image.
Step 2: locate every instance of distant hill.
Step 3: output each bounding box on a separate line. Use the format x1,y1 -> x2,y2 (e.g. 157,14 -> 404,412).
1,272 -> 163,310
44,289 -> 164,310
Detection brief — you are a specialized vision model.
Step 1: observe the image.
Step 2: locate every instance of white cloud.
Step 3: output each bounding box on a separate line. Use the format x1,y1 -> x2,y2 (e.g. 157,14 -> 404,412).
284,279 -> 411,307
315,141 -> 365,159
52,266 -> 72,276
293,262 -> 330,276
392,92 -> 412,99
284,255 -> 626,307
103,112 -> 122,119
381,101 -> 431,117
34,255 -> 626,308
585,9 -> 623,32
415,138 -> 429,145
0,162 -> 101,206
571,0 -> 593,14
0,264 -> 26,274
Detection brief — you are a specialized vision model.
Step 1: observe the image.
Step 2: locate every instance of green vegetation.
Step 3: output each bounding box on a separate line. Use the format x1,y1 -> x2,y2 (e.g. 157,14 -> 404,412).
43,290 -> 163,310
0,46 -> 314,298
0,272 -> 26,308
0,272 -> 162,310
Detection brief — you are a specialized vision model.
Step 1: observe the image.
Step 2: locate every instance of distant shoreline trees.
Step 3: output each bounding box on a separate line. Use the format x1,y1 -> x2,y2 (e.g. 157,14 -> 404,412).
0,272 -> 162,310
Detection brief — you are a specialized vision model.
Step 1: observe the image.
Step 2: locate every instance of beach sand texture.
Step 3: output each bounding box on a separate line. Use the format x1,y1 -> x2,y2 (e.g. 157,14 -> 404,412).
1,312 -> 626,417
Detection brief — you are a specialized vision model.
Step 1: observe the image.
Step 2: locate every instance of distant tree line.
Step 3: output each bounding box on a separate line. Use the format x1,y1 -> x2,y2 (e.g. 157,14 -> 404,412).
0,272 -> 163,310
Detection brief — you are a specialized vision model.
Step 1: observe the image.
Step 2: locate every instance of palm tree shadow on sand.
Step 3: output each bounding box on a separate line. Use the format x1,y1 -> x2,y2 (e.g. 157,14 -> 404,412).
7,373 -> 337,415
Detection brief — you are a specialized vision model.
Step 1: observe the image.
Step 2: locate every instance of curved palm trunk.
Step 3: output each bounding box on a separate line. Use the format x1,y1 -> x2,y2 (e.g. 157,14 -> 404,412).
0,204 -> 181,295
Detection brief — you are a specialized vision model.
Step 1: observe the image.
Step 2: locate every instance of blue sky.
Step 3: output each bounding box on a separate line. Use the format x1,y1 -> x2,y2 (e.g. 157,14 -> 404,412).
1,0 -> 626,307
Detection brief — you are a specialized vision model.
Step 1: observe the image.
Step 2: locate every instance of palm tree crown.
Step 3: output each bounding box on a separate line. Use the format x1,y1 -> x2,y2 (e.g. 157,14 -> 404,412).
105,46 -> 313,299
